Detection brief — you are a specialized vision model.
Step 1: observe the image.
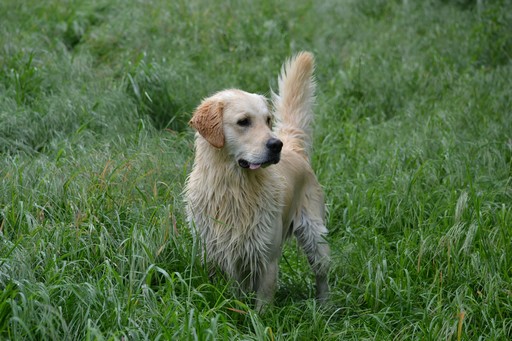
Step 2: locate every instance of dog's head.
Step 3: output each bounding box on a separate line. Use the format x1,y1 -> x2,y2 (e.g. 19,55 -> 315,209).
190,89 -> 282,170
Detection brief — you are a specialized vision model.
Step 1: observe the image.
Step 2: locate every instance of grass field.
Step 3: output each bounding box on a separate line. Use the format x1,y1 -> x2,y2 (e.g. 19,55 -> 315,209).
1,0 -> 511,339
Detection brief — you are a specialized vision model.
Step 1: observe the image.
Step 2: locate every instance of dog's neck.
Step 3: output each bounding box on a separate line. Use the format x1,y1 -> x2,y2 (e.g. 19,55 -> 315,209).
186,136 -> 284,234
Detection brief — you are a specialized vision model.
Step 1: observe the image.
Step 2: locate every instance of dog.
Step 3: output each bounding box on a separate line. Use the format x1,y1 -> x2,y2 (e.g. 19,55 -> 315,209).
184,52 -> 330,311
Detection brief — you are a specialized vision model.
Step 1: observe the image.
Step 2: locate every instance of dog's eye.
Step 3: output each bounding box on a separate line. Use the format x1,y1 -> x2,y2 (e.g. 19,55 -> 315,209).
266,117 -> 272,127
237,118 -> 251,127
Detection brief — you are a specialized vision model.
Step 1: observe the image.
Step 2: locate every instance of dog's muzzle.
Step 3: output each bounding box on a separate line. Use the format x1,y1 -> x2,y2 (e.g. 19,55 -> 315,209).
238,138 -> 283,170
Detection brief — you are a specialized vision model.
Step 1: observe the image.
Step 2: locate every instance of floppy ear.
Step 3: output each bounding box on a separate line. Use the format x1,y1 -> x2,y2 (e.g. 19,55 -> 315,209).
189,99 -> 225,148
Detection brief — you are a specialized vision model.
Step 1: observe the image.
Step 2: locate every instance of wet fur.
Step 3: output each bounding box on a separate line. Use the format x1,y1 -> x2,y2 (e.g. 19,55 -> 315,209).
185,52 -> 330,311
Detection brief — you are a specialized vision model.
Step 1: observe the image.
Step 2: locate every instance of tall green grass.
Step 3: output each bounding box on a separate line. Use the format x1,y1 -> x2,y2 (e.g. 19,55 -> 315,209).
1,0 -> 511,339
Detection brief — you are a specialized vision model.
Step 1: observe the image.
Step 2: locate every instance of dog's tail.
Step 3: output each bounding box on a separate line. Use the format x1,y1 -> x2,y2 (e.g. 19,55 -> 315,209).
273,51 -> 316,159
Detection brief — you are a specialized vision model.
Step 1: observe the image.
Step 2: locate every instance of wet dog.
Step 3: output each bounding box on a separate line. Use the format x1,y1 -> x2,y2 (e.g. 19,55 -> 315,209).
185,52 -> 330,311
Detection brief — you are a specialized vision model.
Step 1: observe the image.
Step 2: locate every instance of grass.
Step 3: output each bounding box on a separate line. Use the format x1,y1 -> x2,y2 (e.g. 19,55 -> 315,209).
1,0 -> 511,339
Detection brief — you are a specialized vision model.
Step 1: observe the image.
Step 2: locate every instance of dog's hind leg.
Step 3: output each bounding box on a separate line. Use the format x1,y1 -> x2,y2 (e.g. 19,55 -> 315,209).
294,209 -> 330,302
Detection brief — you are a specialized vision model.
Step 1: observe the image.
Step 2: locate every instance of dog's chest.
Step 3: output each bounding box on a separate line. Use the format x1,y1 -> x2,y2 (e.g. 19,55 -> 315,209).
185,168 -> 285,272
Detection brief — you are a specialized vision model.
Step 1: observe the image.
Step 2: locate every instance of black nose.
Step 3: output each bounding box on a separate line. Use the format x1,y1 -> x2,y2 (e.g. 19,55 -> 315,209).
266,138 -> 283,153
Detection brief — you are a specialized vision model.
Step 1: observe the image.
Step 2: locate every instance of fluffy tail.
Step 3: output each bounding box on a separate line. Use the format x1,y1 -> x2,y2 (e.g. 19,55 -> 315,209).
273,51 -> 316,158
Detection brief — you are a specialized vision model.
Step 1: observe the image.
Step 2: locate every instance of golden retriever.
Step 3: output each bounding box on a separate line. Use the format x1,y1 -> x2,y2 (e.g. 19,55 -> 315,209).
185,52 -> 330,311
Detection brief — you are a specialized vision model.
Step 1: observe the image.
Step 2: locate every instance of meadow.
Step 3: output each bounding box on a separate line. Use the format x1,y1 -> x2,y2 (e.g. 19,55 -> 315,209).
1,0 -> 511,339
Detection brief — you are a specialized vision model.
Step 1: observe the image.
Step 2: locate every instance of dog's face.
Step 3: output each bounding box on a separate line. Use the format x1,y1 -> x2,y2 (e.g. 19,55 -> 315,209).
190,90 -> 283,170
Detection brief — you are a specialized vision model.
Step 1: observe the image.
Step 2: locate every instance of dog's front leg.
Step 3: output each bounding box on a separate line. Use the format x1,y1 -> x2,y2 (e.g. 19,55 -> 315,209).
254,260 -> 278,312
